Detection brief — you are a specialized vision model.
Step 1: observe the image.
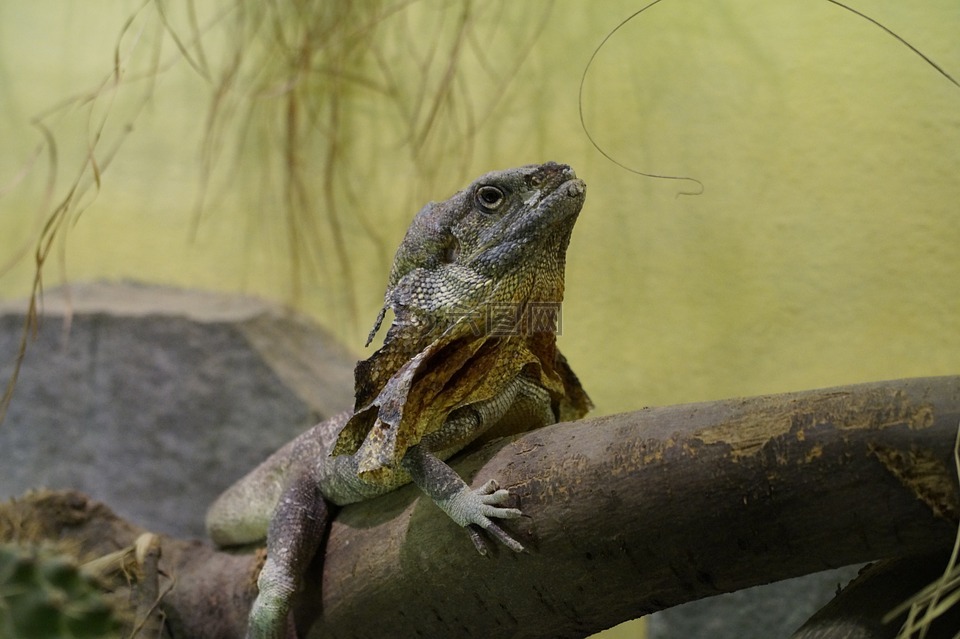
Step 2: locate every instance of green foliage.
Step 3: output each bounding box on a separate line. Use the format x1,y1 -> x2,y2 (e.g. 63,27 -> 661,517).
0,543 -> 121,639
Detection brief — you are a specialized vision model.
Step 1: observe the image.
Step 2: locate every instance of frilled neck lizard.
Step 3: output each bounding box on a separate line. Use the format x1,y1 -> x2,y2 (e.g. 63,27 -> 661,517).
206,162 -> 591,639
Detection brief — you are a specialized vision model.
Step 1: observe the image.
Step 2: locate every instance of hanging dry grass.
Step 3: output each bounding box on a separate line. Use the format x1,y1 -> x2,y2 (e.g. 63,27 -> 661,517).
0,0 -> 553,423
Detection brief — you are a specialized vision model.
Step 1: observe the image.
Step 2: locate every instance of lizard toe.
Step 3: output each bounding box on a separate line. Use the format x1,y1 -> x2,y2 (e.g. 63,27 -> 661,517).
476,479 -> 501,495
478,487 -> 514,506
483,521 -> 526,553
479,503 -> 522,520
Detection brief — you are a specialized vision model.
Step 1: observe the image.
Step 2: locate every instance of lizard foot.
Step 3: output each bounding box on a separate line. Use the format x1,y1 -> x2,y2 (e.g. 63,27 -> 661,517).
443,479 -> 525,554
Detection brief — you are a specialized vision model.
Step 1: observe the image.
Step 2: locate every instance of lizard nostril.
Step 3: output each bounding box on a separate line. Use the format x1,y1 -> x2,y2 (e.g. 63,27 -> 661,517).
443,237 -> 460,263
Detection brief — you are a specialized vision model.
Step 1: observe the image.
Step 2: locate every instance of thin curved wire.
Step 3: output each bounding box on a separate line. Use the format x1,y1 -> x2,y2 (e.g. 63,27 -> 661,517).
578,0 -> 704,197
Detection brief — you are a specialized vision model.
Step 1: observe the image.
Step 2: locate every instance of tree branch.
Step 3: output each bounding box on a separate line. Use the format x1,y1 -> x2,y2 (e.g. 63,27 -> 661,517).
6,376 -> 959,639
307,375 -> 960,638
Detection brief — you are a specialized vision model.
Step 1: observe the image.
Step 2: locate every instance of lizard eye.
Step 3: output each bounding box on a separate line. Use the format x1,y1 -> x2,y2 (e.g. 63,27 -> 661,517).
475,185 -> 505,211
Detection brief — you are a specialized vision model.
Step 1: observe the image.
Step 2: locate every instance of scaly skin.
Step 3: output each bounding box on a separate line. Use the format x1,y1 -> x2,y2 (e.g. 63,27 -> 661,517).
205,162 -> 591,639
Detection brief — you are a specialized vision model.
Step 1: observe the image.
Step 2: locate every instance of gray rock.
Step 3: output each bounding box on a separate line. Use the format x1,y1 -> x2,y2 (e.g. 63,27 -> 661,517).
645,558 -> 863,638
0,283 -> 356,538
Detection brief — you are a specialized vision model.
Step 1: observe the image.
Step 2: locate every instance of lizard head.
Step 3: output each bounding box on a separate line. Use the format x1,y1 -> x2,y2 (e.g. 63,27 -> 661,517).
443,162 -> 585,283
367,162 -> 586,344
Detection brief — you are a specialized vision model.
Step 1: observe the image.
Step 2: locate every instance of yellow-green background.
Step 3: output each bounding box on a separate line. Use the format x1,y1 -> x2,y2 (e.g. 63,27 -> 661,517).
1,2 -> 958,637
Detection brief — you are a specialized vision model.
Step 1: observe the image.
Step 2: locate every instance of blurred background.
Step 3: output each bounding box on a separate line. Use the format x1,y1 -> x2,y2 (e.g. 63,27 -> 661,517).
1,1 -> 958,637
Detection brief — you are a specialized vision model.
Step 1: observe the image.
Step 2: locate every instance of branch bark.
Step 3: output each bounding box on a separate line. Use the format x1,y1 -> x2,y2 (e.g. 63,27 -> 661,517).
6,376 -> 959,639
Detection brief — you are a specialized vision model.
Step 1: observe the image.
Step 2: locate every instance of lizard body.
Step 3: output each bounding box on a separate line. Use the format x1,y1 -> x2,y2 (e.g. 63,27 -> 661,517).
206,162 -> 590,639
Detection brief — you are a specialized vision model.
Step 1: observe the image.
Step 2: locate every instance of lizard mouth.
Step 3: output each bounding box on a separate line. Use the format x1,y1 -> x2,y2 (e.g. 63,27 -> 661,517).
529,176 -> 586,226
559,177 -> 586,204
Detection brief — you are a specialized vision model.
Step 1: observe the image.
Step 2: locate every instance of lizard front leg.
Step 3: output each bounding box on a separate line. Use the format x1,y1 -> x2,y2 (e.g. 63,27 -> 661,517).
401,444 -> 524,553
399,375 -> 554,554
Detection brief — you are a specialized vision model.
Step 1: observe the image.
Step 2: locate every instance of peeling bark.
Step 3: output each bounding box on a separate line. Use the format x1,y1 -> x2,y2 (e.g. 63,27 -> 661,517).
3,376 -> 959,639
